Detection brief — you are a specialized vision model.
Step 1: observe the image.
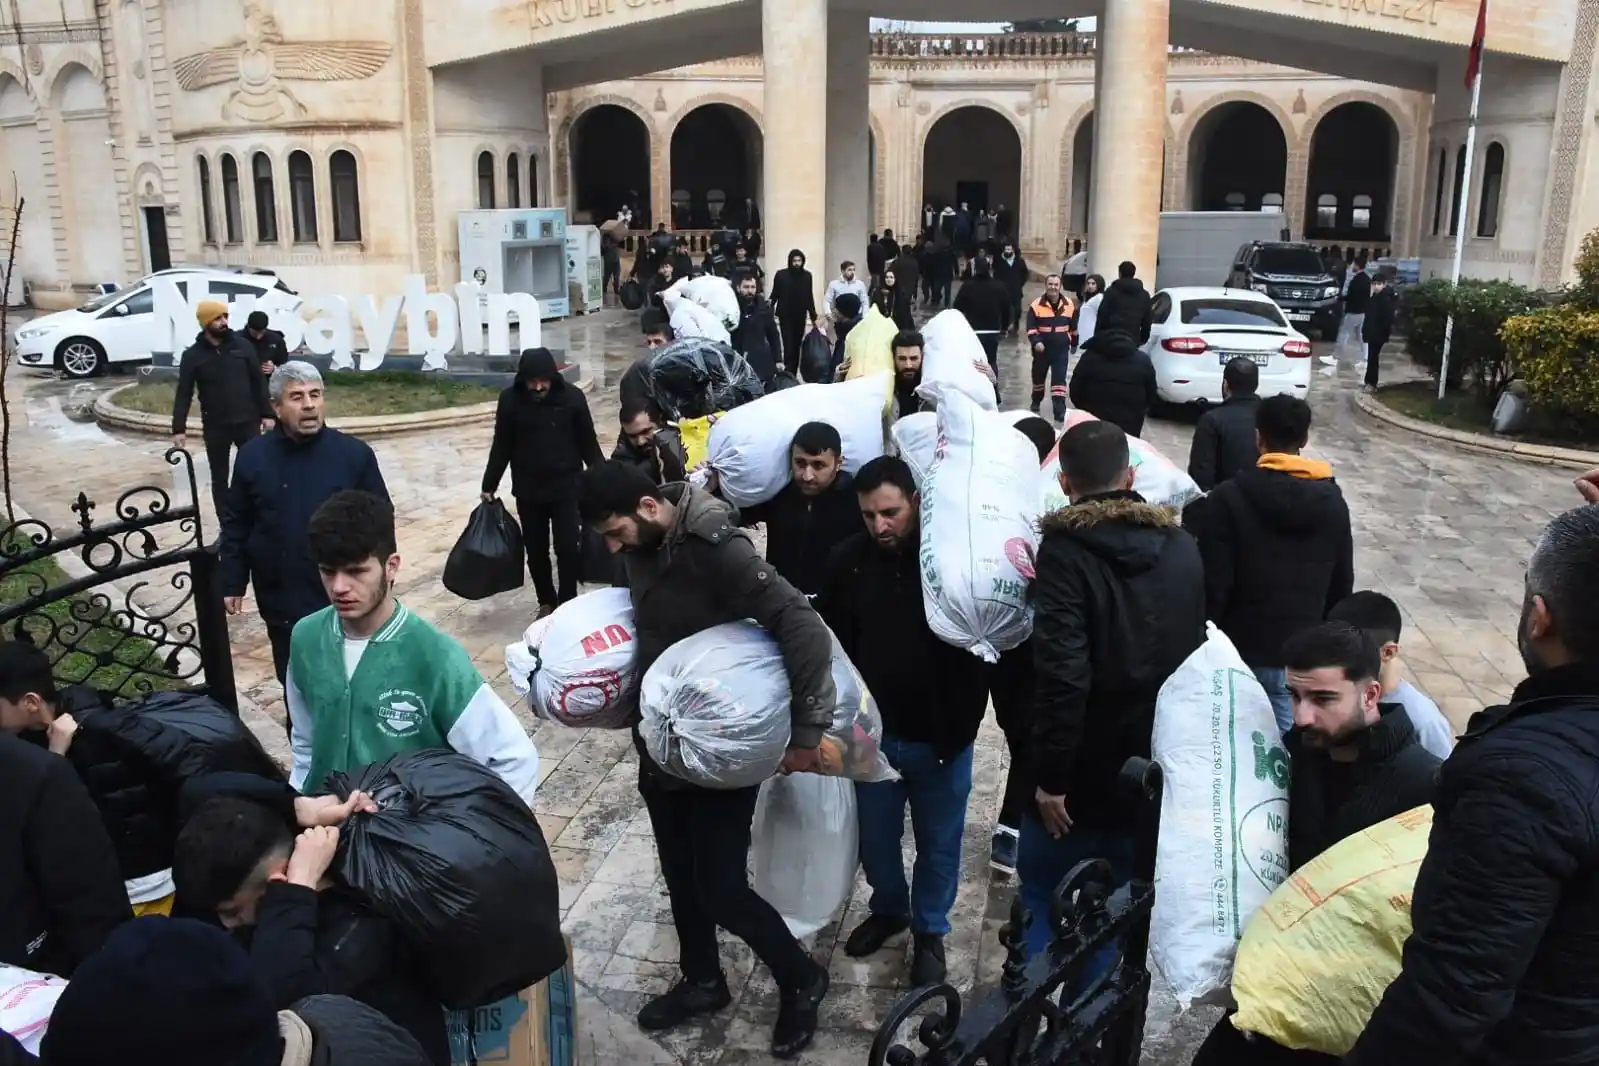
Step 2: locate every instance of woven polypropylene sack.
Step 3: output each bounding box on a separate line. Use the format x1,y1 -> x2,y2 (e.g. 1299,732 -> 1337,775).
890,411 -> 938,489
506,588 -> 638,729
918,309 -> 999,412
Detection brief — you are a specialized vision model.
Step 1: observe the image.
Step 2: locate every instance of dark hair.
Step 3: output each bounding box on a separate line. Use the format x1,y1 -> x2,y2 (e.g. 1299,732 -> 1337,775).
853,455 -> 917,499
1057,421 -> 1130,494
1526,504 -> 1599,660
579,460 -> 664,526
791,421 -> 841,457
835,293 -> 861,319
840,260 -> 854,271
619,396 -> 658,426
891,330 -> 924,354
1084,273 -> 1106,294
1354,253 -> 1369,267
1282,621 -> 1381,684
1223,356 -> 1260,396
0,639 -> 57,707
173,798 -> 294,914
1117,261 -> 1137,280
1256,395 -> 1313,453
245,310 -> 270,331
973,256 -> 992,277
1328,590 -> 1403,647
307,490 -> 395,568
639,308 -> 672,336
1011,417 -> 1058,463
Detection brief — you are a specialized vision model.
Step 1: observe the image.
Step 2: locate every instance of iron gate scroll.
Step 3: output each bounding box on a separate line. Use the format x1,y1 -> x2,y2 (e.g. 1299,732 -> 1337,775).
0,447 -> 238,710
871,758 -> 1164,1066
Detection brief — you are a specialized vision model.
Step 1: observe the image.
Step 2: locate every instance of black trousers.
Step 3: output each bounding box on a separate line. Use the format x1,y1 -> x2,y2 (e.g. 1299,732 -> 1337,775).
203,420 -> 258,525
990,643 -> 1035,831
1364,337 -> 1386,388
978,334 -> 1001,376
779,316 -> 807,371
267,622 -> 293,686
642,780 -> 815,990
516,496 -> 582,607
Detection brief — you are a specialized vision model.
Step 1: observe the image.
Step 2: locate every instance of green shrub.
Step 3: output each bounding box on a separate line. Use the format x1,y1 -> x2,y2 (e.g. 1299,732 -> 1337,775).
1401,278 -> 1546,403
1502,307 -> 1599,432
1566,229 -> 1599,312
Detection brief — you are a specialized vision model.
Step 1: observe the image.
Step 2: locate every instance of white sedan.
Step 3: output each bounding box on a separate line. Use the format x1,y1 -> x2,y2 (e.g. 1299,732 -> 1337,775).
1144,287 -> 1312,405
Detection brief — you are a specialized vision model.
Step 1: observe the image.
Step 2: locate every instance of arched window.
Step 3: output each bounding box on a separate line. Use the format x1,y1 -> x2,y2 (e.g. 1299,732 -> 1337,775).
252,153 -> 278,243
330,150 -> 362,243
529,155 -> 539,207
507,153 -> 521,208
197,156 -> 216,245
1352,194 -> 1374,230
1450,144 -> 1468,236
1261,192 -> 1284,214
1315,193 -> 1337,230
220,153 -> 242,243
1224,192 -> 1246,211
1431,147 -> 1448,235
477,151 -> 496,209
1477,142 -> 1505,239
289,150 -> 317,242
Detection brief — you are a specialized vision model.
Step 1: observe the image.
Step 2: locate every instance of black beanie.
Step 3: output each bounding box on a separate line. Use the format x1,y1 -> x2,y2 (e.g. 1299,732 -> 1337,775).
41,918 -> 281,1066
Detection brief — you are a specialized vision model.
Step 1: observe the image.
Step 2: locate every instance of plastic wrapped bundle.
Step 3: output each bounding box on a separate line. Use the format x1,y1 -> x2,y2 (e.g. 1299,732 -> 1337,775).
818,642 -> 896,783
752,774 -> 857,939
677,275 -> 741,332
665,296 -> 732,347
504,588 -> 638,729
641,337 -> 763,420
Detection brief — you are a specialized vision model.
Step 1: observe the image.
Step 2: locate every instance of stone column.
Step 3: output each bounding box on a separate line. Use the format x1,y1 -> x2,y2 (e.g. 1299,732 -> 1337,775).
1089,0 -> 1169,281
763,0 -> 827,301
825,10 -> 870,288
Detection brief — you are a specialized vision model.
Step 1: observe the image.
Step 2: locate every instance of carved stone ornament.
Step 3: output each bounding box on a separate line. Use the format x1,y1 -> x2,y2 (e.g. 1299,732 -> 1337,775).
653,87 -> 667,112
1292,88 -> 1307,114
132,59 -> 146,79
172,0 -> 392,123
1170,89 -> 1184,115
24,44 -> 42,76
916,100 -> 930,115
897,83 -> 912,108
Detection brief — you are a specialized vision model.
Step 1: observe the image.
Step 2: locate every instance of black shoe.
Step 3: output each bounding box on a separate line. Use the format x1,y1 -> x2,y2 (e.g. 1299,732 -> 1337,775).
1028,401 -> 1042,415
636,977 -> 732,1032
911,934 -> 947,986
844,913 -> 910,958
771,962 -> 829,1059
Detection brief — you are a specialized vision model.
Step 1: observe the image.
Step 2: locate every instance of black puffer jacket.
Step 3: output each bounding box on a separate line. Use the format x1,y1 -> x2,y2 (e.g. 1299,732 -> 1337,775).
286,995 -> 434,1066
1069,331 -> 1158,438
1348,661 -> 1599,1066
737,473 -> 862,597
733,297 -> 783,385
481,348 -> 604,504
1185,394 -> 1261,492
1185,458 -> 1354,669
1096,277 -> 1153,344
1029,492 -> 1206,829
171,329 -> 272,435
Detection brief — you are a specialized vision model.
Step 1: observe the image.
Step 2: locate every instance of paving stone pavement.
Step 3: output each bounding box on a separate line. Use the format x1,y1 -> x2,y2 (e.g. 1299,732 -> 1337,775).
2,296 -> 1580,1066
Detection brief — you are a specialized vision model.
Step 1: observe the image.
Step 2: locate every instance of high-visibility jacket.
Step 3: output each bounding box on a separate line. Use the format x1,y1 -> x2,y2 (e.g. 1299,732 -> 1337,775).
1027,294 -> 1077,356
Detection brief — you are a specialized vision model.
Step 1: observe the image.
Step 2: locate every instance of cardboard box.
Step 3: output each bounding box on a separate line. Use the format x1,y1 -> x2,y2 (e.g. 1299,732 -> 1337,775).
448,937 -> 576,1066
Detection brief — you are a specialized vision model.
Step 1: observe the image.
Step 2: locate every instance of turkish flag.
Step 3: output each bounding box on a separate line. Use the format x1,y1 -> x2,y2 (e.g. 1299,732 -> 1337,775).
1466,0 -> 1488,89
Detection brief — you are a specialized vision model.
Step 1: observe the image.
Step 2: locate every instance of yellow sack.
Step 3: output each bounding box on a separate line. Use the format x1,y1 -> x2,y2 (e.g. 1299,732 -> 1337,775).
677,413 -> 722,471
132,893 -> 175,917
844,307 -> 897,416
1231,805 -> 1433,1056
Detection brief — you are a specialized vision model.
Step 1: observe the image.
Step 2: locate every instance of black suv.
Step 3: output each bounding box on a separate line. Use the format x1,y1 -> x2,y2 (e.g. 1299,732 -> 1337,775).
1225,242 -> 1342,341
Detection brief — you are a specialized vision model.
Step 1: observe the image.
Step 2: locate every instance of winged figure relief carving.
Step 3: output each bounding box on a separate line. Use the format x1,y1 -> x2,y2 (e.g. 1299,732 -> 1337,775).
172,0 -> 392,123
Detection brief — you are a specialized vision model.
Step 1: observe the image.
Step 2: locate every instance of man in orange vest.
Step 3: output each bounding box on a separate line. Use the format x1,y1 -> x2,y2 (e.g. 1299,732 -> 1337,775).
1026,273 -> 1077,422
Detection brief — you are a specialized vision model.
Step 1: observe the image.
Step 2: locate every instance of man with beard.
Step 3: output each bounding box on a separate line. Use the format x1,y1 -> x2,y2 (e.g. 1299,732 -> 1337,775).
1026,273 -> 1076,422
734,422 -> 860,596
481,347 -> 605,615
1347,505 -> 1599,1066
612,397 -> 686,487
576,461 -> 834,1058
286,490 -> 539,803
733,273 -> 784,386
172,300 -> 275,522
850,329 -> 993,419
817,456 -> 992,986
770,249 -> 818,371
823,260 -> 868,328
221,362 -> 389,687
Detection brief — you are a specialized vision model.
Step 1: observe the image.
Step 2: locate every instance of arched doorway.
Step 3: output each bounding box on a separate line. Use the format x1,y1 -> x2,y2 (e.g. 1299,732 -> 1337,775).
571,104 -> 651,227
1187,101 -> 1287,213
670,103 -> 761,229
1305,102 -> 1398,242
1070,114 -> 1093,235
922,106 -> 1022,233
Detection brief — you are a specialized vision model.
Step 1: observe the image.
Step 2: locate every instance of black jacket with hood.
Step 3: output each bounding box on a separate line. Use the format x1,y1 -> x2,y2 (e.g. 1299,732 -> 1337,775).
954,273 -> 1011,334
1096,277 -> 1153,344
481,348 -> 603,504
1029,492 -> 1206,829
1363,285 -> 1399,345
1185,394 -> 1261,492
769,252 -> 817,327
172,329 -> 273,435
737,473 -> 862,597
610,424 -> 687,486
1186,455 -> 1355,669
733,295 -> 784,385
1069,331 -> 1158,438
1348,661 -> 1599,1066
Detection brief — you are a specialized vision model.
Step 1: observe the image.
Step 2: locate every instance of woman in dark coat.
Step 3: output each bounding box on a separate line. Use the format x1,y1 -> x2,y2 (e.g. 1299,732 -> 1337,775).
769,249 -> 817,370
871,268 -> 916,331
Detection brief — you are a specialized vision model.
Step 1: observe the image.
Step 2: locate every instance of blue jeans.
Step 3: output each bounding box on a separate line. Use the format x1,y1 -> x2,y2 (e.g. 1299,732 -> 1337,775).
855,735 -> 973,936
1254,666 -> 1294,737
1017,814 -> 1137,973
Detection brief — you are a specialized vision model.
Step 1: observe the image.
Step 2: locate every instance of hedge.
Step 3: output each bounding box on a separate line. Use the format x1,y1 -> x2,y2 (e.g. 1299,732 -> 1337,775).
1501,307 -> 1599,420
1401,278 -> 1546,403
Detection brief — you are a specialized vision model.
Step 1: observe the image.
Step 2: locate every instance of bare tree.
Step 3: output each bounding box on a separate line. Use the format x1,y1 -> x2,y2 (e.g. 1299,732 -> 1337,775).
0,184 -> 25,526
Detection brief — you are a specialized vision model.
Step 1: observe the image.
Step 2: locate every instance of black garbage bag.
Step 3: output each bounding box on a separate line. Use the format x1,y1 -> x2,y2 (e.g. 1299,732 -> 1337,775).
75,689 -> 285,783
642,337 -> 764,419
619,279 -> 644,311
798,331 -> 832,383
329,750 -> 564,1009
443,500 -> 524,601
768,369 -> 801,392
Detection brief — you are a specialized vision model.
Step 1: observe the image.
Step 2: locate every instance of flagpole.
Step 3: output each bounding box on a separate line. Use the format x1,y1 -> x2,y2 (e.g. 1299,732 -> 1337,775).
1438,54 -> 1483,400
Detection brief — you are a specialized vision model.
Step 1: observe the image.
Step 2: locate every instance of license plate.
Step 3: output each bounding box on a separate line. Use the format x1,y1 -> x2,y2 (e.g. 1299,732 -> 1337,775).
1287,312 -> 1311,321
1219,353 -> 1271,367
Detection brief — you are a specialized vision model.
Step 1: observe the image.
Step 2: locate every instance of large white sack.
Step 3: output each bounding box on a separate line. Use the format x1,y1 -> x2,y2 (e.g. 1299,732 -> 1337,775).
890,411 -> 938,488
1039,410 -> 1201,513
677,275 -> 741,332
1151,623 -> 1290,1008
505,588 -> 638,729
752,773 -> 858,939
918,309 -> 999,412
663,287 -> 733,346
920,391 -> 1040,662
706,373 -> 890,508
0,963 -> 67,1054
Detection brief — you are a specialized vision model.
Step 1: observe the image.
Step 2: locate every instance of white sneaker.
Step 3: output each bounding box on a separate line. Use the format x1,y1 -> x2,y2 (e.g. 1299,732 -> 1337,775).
1318,355 -> 1338,366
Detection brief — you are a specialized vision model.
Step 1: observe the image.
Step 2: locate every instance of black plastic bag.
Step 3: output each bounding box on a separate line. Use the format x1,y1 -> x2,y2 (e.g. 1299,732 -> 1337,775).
329,750 -> 564,1009
799,330 -> 832,383
443,500 -> 524,601
642,337 -> 764,419
768,369 -> 800,392
619,279 -> 644,311
76,690 -> 285,783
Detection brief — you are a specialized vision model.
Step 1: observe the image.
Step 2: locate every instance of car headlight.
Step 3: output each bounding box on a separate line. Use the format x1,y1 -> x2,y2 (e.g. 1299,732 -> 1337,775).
1322,286 -> 1339,299
15,326 -> 45,341
1250,282 -> 1270,294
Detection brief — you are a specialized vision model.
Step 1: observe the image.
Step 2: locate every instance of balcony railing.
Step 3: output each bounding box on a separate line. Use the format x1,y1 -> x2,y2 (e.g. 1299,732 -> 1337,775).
870,32 -> 1097,58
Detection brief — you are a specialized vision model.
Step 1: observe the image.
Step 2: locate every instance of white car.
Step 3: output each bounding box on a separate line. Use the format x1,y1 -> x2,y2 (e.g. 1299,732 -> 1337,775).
1144,286 -> 1312,405
12,268 -> 299,378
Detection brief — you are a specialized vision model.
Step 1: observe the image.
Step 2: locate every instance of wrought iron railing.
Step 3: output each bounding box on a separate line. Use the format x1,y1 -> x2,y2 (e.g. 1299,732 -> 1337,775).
0,448 -> 238,710
870,758 -> 1163,1066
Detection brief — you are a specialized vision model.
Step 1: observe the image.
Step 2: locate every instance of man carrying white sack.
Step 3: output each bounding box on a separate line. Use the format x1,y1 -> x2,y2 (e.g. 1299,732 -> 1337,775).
576,460 -> 834,1060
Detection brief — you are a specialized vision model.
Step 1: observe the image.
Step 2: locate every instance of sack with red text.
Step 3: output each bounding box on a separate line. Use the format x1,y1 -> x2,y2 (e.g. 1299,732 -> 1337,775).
505,588 -> 638,729
0,964 -> 67,1054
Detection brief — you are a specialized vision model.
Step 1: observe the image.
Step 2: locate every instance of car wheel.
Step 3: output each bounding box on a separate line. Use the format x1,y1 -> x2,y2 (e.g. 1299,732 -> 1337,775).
56,337 -> 106,379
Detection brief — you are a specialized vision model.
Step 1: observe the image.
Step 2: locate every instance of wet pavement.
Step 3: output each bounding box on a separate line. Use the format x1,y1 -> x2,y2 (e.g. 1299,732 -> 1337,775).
0,294 -> 1577,1065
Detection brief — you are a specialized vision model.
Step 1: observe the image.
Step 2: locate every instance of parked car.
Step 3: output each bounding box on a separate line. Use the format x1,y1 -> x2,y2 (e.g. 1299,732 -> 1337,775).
1144,287 -> 1313,405
12,267 -> 299,378
1224,241 -> 1342,341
